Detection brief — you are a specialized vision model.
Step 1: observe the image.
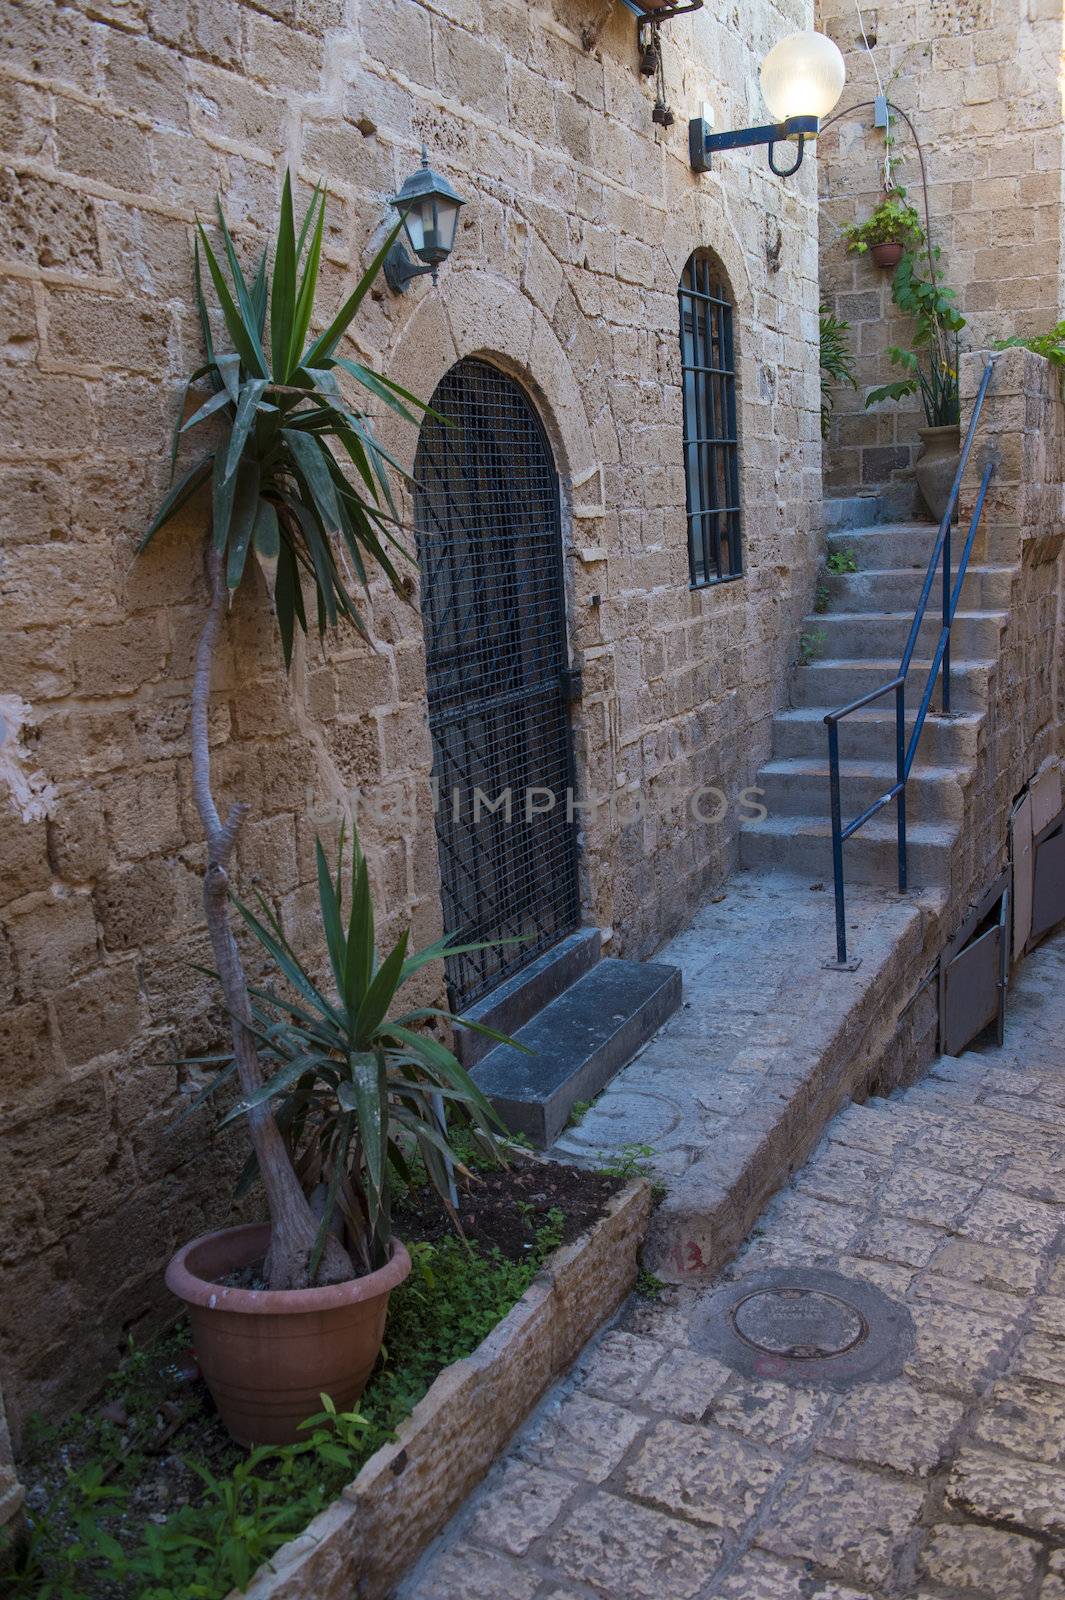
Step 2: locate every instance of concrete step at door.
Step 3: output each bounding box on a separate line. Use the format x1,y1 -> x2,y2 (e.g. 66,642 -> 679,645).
824,565 -> 1014,612
770,706 -> 985,765
739,812 -> 956,887
757,757 -> 970,824
790,657 -> 992,713
807,609 -> 1007,660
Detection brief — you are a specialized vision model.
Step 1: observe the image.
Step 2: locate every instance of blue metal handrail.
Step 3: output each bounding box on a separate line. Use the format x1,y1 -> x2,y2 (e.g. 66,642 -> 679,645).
824,357 -> 998,965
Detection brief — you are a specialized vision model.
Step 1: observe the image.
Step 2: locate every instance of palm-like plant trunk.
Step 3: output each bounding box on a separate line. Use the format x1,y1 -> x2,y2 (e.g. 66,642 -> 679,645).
192,545 -> 353,1290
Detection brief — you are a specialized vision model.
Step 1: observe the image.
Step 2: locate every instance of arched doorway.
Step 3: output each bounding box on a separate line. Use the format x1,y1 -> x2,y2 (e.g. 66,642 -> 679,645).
415,358 -> 580,1009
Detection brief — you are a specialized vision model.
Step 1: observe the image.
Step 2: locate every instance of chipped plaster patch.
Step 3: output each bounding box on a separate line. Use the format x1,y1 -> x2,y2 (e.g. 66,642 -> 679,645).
0,695 -> 56,823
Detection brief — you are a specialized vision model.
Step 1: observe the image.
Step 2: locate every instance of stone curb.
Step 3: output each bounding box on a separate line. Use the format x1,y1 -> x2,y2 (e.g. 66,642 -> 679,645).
232,1176 -> 653,1600
641,894 -> 939,1286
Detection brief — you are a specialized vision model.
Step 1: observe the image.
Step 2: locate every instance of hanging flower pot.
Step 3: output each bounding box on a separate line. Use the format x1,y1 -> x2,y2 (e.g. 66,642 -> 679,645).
870,241 -> 904,269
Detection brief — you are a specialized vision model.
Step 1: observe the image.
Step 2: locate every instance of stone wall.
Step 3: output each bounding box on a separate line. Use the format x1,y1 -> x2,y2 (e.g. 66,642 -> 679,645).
957,346 -> 1065,889
865,345 -> 1065,1095
0,0 -> 823,1433
816,0 -> 1065,504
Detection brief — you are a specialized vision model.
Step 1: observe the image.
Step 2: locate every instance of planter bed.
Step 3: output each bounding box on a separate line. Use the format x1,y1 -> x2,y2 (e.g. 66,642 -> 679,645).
8,1164 -> 651,1600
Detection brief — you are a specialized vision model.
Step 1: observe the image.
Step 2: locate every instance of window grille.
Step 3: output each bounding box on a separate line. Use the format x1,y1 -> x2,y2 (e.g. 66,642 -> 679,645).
679,253 -> 742,585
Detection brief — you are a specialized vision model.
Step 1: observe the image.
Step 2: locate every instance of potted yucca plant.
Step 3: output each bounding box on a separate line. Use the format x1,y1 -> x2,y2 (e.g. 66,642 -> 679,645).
166,826 -> 511,1444
145,175 -> 511,1442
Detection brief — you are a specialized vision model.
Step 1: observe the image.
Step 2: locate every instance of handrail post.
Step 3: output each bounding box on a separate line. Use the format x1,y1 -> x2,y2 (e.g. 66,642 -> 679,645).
828,718 -> 847,965
896,679 -> 907,893
942,507 -> 952,714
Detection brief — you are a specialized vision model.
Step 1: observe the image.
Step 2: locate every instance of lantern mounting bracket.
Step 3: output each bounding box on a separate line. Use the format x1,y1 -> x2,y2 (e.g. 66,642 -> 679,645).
689,113 -> 819,177
384,246 -> 436,294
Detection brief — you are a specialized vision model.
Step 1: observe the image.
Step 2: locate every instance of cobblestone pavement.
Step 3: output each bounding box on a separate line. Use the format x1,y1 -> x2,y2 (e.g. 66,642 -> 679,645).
399,927 -> 1065,1599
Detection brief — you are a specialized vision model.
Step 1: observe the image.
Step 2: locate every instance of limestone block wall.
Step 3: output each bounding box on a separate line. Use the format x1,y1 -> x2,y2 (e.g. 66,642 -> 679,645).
0,0 -> 824,1432
957,346 -> 1065,897
815,0 -> 1065,503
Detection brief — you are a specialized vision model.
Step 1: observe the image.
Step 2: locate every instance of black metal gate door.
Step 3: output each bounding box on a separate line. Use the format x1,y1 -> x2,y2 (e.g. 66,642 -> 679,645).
415,358 -> 580,1009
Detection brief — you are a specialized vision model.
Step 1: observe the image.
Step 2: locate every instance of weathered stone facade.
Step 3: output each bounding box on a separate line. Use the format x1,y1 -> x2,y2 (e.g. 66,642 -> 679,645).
816,0 -> 1065,501
0,0 -> 824,1433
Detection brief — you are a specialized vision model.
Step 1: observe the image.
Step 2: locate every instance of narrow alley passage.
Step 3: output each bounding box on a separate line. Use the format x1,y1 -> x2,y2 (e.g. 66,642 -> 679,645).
399,928 -> 1065,1599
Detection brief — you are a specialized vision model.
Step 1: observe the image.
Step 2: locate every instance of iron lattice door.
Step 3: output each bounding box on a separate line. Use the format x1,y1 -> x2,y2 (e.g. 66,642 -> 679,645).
415,358 -> 580,1010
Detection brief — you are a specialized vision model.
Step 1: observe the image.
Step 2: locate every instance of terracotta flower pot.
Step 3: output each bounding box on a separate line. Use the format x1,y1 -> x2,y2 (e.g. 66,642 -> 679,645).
915,424 -> 962,524
166,1223 -> 411,1445
870,241 -> 904,269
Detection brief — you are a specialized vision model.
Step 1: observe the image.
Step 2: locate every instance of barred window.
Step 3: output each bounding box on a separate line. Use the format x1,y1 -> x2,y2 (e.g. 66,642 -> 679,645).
679,252 -> 742,586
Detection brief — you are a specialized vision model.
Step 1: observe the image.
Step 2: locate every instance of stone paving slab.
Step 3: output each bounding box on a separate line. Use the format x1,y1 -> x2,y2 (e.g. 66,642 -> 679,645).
398,929 -> 1065,1599
546,871 -> 935,1283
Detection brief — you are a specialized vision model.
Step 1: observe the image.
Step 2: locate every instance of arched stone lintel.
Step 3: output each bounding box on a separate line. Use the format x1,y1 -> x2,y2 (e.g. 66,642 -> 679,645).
381,268 -> 598,498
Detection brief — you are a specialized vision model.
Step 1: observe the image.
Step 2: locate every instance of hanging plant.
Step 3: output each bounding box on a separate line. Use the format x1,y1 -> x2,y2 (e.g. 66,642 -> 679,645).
841,189 -> 924,268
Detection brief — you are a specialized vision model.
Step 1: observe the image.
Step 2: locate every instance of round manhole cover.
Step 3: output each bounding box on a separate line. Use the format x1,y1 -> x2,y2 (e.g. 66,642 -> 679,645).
731,1287 -> 867,1360
690,1267 -> 914,1388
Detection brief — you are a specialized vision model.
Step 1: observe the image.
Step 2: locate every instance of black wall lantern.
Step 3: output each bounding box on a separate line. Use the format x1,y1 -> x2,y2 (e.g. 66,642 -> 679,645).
690,30 -> 845,179
385,148 -> 466,294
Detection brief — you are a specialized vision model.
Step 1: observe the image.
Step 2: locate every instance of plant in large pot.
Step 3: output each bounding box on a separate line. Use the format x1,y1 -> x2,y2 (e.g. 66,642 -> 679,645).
864,247 -> 966,522
167,828 -> 510,1444
142,175 -> 508,1442
841,189 -> 923,269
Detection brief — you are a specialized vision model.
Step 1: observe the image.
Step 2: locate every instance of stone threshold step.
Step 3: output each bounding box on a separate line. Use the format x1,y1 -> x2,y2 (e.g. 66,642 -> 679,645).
472,958 -> 682,1148
456,927 -> 601,1069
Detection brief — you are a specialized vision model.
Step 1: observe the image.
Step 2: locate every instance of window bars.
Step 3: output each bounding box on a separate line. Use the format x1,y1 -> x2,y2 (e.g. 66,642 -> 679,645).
679,253 -> 743,587
414,359 -> 581,1010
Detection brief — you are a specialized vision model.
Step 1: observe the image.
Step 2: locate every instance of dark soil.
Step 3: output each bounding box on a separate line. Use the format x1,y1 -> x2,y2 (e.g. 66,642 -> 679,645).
211,1158 -> 626,1287
395,1157 -> 625,1259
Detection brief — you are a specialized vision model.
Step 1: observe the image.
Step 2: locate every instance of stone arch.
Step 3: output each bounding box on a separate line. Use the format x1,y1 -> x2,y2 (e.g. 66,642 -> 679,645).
379,267 -> 599,536
661,188 -> 752,319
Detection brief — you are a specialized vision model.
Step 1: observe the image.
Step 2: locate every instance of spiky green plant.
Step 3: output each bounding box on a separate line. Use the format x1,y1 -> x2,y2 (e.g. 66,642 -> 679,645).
818,304 -> 857,439
141,175 -> 442,1291
142,173 -> 425,663
196,828 -> 512,1278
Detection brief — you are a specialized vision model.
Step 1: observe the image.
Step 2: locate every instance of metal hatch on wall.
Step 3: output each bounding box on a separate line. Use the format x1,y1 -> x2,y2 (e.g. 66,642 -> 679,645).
1031,804 -> 1065,948
939,871 -> 1010,1058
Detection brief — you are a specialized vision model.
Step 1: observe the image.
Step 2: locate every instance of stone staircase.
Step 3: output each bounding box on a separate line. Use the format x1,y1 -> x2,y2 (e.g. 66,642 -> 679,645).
740,508 -> 1011,889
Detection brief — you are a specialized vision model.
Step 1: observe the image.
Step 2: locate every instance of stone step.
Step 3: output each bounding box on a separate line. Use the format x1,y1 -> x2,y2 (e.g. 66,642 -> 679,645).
770,706 -> 984,765
828,519 -> 1019,570
805,609 -> 1007,659
471,958 -> 682,1148
823,565 -> 1014,612
823,494 -> 885,530
790,656 -> 992,713
455,927 -> 601,1068
827,521 -> 943,569
823,489 -> 917,528
739,812 -> 956,886
757,757 -> 970,824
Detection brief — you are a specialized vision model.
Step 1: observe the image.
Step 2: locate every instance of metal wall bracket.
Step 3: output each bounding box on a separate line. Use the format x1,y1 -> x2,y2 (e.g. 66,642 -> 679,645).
689,113 -> 819,176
